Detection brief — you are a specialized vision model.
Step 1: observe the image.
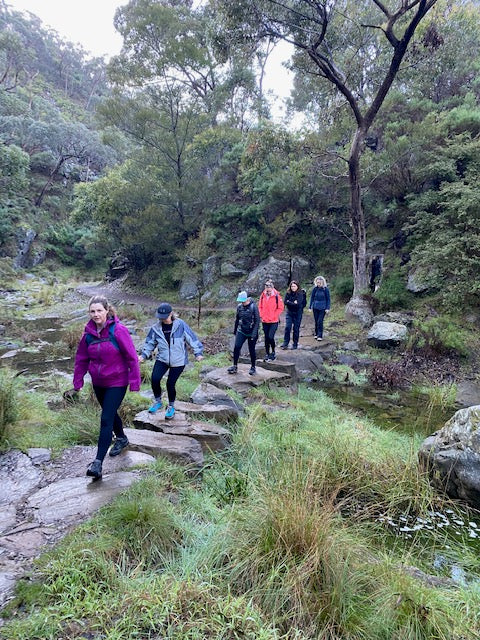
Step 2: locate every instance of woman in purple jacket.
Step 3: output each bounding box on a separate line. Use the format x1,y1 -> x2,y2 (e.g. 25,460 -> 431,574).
67,295 -> 141,479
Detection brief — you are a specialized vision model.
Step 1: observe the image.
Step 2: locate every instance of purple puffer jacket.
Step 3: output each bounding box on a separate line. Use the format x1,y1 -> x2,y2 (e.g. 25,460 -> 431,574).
73,316 -> 141,392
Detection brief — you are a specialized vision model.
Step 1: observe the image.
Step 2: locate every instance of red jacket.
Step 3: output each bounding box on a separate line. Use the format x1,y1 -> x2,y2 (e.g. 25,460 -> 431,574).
258,289 -> 284,323
73,316 -> 141,392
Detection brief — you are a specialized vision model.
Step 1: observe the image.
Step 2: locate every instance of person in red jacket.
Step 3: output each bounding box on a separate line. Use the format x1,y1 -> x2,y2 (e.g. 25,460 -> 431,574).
65,295 -> 141,480
258,280 -> 284,361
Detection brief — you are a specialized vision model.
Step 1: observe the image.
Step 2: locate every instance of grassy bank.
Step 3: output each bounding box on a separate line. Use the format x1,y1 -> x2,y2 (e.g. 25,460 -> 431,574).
2,371 -> 479,639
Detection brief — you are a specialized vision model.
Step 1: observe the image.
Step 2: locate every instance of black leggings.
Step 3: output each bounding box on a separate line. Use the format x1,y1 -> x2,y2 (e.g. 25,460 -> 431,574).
233,332 -> 257,367
151,360 -> 185,404
262,322 -> 279,354
92,385 -> 127,462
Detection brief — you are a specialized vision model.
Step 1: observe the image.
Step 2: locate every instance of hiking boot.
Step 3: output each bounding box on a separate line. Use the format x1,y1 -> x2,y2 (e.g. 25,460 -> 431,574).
248,366 -> 256,375
292,344 -> 298,349
316,336 -> 323,341
86,459 -> 102,479
165,405 -> 175,420
263,355 -> 270,362
109,436 -> 129,457
280,344 -> 288,350
269,352 -> 276,361
148,400 -> 163,414
227,365 -> 238,374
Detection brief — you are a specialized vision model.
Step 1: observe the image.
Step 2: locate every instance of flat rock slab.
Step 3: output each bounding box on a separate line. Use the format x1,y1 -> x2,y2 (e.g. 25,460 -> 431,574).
175,399 -> 239,423
0,451 -> 42,506
190,382 -> 244,414
244,357 -> 297,380
27,472 -> 140,525
124,427 -> 203,467
203,365 -> 290,394
133,412 -> 230,451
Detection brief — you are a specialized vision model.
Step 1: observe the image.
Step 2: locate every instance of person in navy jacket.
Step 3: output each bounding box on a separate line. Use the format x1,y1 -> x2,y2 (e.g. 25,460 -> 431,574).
281,281 -> 306,349
309,276 -> 330,341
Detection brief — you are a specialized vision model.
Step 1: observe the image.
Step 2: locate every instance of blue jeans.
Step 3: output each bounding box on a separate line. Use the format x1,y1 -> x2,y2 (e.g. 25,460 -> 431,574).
92,385 -> 128,461
283,312 -> 302,346
233,331 -> 257,366
313,309 -> 326,338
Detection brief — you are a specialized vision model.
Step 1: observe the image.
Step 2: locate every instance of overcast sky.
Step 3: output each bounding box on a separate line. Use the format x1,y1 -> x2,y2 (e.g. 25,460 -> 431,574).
7,0 -> 299,124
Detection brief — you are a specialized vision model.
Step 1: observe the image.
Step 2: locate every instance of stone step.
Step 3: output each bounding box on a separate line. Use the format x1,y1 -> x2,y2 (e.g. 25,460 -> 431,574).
124,427 -> 203,467
175,399 -> 239,423
203,364 -> 291,395
133,411 -> 230,452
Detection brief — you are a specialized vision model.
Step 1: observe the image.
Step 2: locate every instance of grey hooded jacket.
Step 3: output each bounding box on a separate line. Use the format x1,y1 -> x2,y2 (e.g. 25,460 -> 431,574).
140,318 -> 203,367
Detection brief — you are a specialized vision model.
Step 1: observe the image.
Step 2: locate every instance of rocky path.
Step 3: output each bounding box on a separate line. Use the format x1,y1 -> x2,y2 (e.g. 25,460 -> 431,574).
0,359 -> 302,610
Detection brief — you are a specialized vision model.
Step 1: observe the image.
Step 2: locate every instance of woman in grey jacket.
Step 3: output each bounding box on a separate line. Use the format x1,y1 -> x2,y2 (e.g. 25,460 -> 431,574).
139,303 -> 203,420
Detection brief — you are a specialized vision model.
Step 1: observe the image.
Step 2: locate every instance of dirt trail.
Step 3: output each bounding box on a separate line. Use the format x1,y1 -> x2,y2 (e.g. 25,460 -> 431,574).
76,281 -> 231,313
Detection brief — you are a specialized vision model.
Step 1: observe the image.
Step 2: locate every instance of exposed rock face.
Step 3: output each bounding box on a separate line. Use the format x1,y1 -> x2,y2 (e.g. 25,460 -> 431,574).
419,405 -> 480,509
244,256 -> 290,294
455,382 -> 480,408
220,262 -> 246,278
345,296 -> 374,327
106,252 -> 130,281
407,269 -> 429,293
202,255 -> 220,287
291,256 -> 310,284
13,229 -> 36,269
373,311 -> 414,327
367,321 -> 408,348
179,277 -> 199,301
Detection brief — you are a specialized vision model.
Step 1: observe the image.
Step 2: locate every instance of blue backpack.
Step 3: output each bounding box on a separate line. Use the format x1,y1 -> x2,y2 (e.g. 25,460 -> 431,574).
85,323 -> 119,351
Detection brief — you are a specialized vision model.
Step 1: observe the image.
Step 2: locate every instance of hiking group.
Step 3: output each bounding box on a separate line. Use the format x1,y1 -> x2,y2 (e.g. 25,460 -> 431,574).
227,276 -> 330,376
65,276 -> 330,479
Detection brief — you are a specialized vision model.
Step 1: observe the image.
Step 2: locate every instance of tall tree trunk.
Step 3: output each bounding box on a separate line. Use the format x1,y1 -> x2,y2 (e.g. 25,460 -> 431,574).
349,126 -> 368,296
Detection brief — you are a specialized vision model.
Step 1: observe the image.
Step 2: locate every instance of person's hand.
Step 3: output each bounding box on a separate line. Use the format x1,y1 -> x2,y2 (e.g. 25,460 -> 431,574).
195,355 -> 204,361
326,309 -> 330,314
63,388 -> 78,402
138,355 -> 145,362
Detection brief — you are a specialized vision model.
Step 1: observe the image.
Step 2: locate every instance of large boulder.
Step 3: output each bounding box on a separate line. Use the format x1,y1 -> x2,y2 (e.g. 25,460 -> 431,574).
179,277 -> 199,301
367,321 -> 408,348
373,311 -> 414,327
244,256 -> 290,294
291,256 -> 311,285
202,255 -> 220,287
190,382 -> 244,415
203,364 -> 291,395
419,406 -> 480,508
345,296 -> 374,327
220,262 -> 246,278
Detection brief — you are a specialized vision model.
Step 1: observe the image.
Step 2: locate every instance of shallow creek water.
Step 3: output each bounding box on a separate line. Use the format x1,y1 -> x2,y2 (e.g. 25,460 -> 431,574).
319,383 -> 480,584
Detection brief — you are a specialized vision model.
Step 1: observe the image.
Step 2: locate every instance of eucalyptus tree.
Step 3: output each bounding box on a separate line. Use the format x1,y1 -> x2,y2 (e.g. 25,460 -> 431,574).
217,0 -> 439,316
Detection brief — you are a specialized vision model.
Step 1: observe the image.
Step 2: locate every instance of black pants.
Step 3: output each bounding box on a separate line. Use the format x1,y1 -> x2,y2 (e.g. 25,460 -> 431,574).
92,385 -> 127,461
313,309 -> 326,338
283,312 -> 302,346
151,360 -> 185,404
262,322 -> 279,355
233,331 -> 257,367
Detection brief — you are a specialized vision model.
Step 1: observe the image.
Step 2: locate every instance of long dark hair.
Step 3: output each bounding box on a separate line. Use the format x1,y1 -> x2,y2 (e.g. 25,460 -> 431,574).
287,280 -> 301,294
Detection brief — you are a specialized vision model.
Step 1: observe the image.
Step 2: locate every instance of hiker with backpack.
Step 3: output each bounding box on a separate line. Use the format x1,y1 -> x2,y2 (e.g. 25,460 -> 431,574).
138,303 -> 203,420
258,280 -> 284,361
228,291 -> 260,376
281,280 -> 307,350
66,295 -> 141,480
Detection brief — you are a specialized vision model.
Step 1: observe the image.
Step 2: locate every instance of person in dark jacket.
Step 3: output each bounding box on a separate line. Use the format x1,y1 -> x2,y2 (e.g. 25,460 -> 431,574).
66,295 -> 141,480
309,276 -> 331,341
228,291 -> 260,375
281,280 -> 306,349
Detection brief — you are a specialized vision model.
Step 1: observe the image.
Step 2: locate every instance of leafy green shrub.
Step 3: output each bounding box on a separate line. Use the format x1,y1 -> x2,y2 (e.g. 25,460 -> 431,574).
407,316 -> 469,357
374,270 -> 414,311
331,274 -> 354,301
0,368 -> 18,447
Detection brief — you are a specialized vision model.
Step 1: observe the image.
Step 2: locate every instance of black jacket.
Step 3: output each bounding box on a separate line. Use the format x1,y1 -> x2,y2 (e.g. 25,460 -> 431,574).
234,300 -> 260,338
284,289 -> 307,314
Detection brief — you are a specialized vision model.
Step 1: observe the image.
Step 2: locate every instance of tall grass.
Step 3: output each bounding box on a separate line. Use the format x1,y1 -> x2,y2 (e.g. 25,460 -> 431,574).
0,367 -> 18,448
